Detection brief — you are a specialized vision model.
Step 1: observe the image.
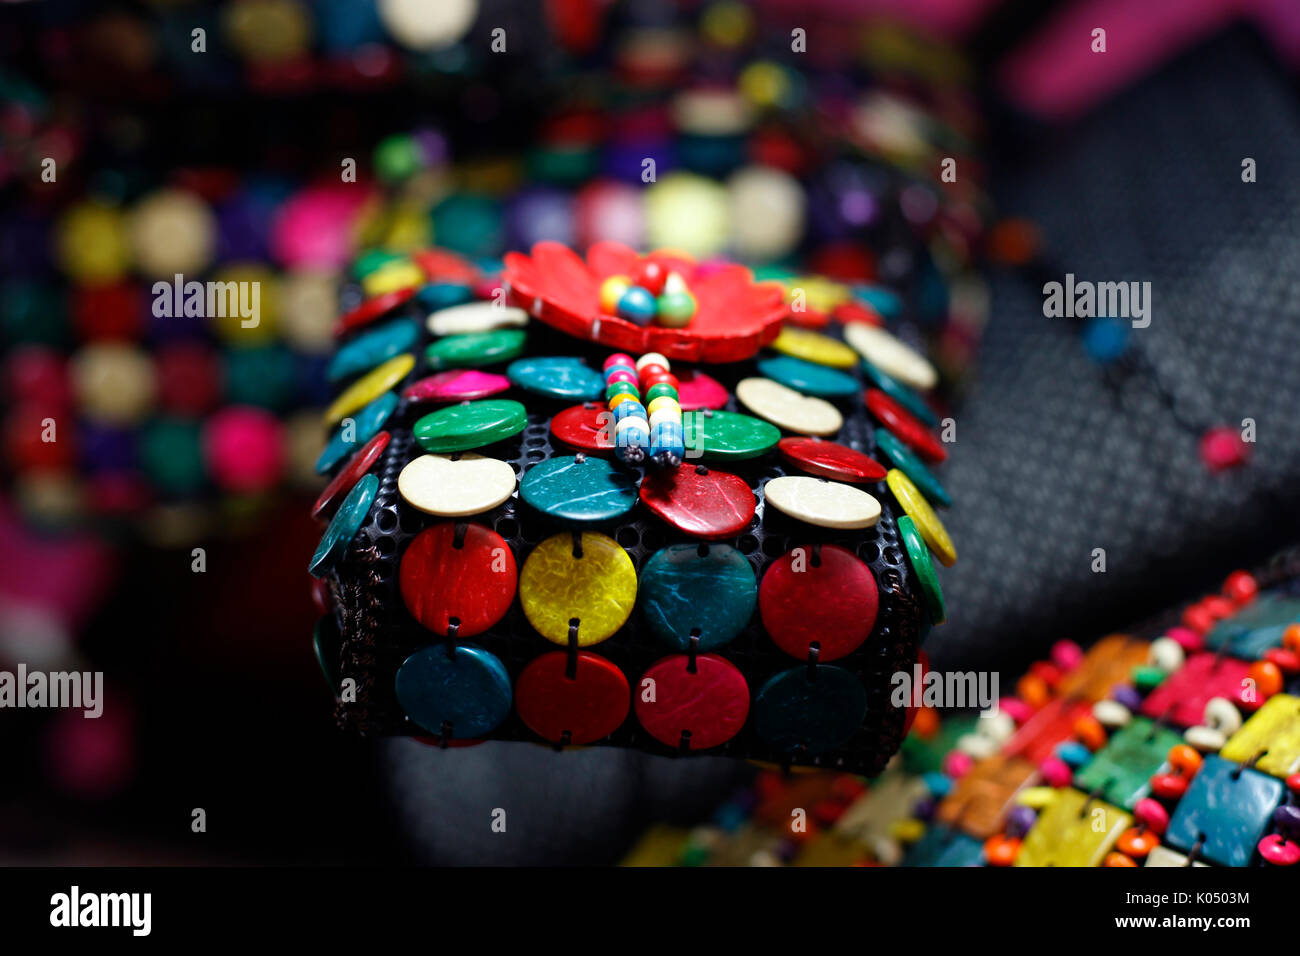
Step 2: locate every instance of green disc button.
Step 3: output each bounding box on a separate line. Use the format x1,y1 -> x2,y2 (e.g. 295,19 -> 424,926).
413,399 -> 527,453
681,409 -> 780,461
425,328 -> 527,370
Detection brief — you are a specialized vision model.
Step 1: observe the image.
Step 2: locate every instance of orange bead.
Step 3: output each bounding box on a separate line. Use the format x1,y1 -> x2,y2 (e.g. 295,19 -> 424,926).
1017,673 -> 1051,709
1116,827 -> 1159,857
1073,714 -> 1108,751
983,834 -> 1021,866
912,705 -> 941,739
1104,851 -> 1139,867
1167,744 -> 1203,776
1283,623 -> 1300,653
1248,660 -> 1284,699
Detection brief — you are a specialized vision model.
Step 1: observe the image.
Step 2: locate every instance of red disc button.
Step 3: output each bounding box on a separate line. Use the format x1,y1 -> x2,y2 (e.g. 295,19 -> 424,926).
550,402 -> 614,453
865,389 -> 946,463
778,436 -> 887,483
675,369 -> 729,411
515,651 -> 630,745
311,430 -> 390,520
759,544 -> 879,661
640,465 -> 755,539
399,522 -> 517,637
634,654 -> 749,750
335,286 -> 417,336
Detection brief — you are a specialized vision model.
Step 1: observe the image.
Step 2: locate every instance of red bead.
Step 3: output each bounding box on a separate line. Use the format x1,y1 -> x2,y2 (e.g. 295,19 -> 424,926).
312,431 -> 390,520
777,436 -> 887,483
515,651 -> 630,745
155,342 -> 223,416
1199,426 -> 1249,471
1258,834 -> 1300,866
4,402 -> 75,471
4,345 -> 71,406
759,544 -> 878,662
1264,647 -> 1300,674
1287,773 -> 1300,794
1181,603 -> 1215,635
634,653 -> 749,750
632,259 -> 668,296
865,388 -> 947,463
1149,772 -> 1189,801
1222,570 -> 1258,606
1134,797 -> 1169,835
1029,660 -> 1062,689
399,523 -> 517,638
550,403 -> 614,454
636,363 -> 668,383
675,369 -> 729,410
639,464 -> 755,539
73,281 -> 143,341
639,372 -> 678,392
335,286 -> 418,335
1201,595 -> 1235,622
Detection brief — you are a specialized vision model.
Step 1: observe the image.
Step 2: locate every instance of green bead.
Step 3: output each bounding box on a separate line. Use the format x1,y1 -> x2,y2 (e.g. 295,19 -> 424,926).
413,399 -> 527,453
681,409 -> 780,461
644,383 -> 678,404
139,418 -> 205,496
1131,665 -> 1166,691
605,380 -> 639,401
373,134 -> 425,183
425,329 -> 527,370
655,291 -> 696,328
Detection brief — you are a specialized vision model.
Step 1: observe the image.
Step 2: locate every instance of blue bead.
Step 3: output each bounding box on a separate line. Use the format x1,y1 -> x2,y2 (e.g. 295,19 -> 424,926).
309,474 -> 377,576
640,543 -> 757,651
616,286 -> 657,325
416,281 -> 474,312
649,420 -> 685,461
612,399 -> 647,423
1165,755 -> 1285,867
315,390 -> 398,474
519,455 -> 639,524
507,356 -> 604,401
1055,741 -> 1093,768
327,319 -> 420,382
1083,316 -> 1129,364
395,643 -> 513,739
752,665 -> 867,753
922,772 -> 952,798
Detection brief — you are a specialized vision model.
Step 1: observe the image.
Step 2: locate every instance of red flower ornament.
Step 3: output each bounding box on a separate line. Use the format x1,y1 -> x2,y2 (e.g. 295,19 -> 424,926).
502,241 -> 788,363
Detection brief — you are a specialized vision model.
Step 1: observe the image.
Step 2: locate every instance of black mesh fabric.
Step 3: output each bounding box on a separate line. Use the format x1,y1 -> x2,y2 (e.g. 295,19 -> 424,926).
926,26 -> 1300,674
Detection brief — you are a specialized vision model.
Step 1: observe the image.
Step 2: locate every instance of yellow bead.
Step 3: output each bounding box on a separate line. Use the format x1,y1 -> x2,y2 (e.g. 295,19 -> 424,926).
738,60 -> 789,108
608,392 -> 638,411
1015,786 -> 1060,810
600,275 -> 632,315
791,275 -> 851,313
71,343 -> 156,424
771,326 -> 857,369
323,353 -> 414,425
56,201 -> 131,283
890,818 -> 926,844
645,395 -> 681,417
519,532 -> 637,646
1221,693 -> 1300,777
361,258 -> 424,297
209,263 -> 281,346
1015,788 -> 1131,867
886,469 -> 956,566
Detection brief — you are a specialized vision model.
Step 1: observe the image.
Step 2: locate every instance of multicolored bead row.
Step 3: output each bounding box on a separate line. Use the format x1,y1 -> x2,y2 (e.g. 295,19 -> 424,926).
602,351 -> 686,468
599,259 -> 698,329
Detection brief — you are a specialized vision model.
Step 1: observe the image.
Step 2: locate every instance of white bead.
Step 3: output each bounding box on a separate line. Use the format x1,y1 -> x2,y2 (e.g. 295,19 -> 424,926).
614,417 -> 650,446
648,407 -> 681,430
1147,637 -> 1185,675
635,352 -> 670,373
663,271 -> 688,296
1183,724 -> 1226,752
1202,696 -> 1243,735
1092,700 -> 1132,729
955,732 -> 998,759
976,710 -> 1017,745
871,836 -> 903,867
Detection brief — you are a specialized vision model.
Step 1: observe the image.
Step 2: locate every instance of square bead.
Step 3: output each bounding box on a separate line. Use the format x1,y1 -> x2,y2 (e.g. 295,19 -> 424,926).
1004,696 -> 1093,764
1074,717 -> 1185,810
1015,787 -> 1132,867
1140,653 -> 1252,727
1058,635 -> 1151,702
1221,693 -> 1300,778
1165,755 -> 1285,867
1205,594 -> 1300,660
936,755 -> 1039,838
904,826 -> 985,867
1144,845 -> 1209,868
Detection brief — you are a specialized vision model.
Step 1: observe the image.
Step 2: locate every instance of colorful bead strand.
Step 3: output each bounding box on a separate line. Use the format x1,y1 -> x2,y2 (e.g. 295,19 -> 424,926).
636,351 -> 685,468
603,352 -> 649,464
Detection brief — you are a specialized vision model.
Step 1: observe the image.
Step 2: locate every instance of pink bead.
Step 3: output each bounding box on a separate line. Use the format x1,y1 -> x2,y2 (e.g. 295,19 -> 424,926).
1258,834 -> 1300,866
1039,756 -> 1072,788
998,697 -> 1034,724
603,353 -> 636,373
1134,797 -> 1169,834
605,368 -> 638,386
943,750 -> 974,778
270,183 -> 374,269
203,406 -> 286,494
1050,639 -> 1084,671
1199,426 -> 1249,471
1166,626 -> 1203,653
